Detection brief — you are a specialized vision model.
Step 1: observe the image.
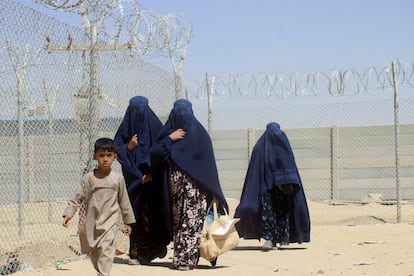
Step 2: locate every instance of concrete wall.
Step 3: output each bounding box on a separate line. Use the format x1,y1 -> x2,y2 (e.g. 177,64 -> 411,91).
1,124 -> 413,204
211,124 -> 414,201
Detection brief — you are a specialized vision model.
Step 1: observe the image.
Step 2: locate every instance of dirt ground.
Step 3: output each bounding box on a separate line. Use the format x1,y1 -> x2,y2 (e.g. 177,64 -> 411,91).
7,198 -> 414,275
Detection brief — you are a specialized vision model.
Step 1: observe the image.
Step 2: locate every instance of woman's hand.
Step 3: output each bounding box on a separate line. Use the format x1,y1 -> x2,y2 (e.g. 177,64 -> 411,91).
169,129 -> 186,141
142,174 -> 153,184
127,134 -> 138,151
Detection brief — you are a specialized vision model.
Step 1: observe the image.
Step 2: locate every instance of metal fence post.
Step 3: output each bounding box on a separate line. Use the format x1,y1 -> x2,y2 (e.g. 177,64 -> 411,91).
331,125 -> 338,201
206,72 -> 213,133
391,62 -> 401,223
247,128 -> 256,161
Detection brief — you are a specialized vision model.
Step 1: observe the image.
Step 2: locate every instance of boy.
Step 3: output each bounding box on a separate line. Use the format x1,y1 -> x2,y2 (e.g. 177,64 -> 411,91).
63,137 -> 136,276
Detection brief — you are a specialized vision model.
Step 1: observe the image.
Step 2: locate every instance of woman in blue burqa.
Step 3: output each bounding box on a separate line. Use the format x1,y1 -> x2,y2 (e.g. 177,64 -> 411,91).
151,99 -> 228,270
114,96 -> 170,264
234,122 -> 310,250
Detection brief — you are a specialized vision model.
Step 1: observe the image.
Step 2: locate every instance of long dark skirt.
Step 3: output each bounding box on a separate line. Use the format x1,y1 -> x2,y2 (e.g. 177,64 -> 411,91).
129,200 -> 167,264
169,163 -> 207,267
261,188 -> 293,245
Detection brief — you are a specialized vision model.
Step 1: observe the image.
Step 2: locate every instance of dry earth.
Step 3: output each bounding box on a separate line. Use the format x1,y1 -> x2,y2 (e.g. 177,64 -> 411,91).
3,198 -> 414,276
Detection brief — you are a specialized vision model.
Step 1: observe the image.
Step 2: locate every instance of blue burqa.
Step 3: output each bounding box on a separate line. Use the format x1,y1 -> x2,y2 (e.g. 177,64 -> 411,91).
114,96 -> 170,260
234,122 -> 310,243
151,99 -> 229,234
114,96 -> 163,203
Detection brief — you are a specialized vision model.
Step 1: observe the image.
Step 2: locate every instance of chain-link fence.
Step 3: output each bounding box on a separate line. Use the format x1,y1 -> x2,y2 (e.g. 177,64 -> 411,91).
183,69 -> 414,229
1,0 -> 414,273
0,0 -> 175,273
185,69 -> 414,221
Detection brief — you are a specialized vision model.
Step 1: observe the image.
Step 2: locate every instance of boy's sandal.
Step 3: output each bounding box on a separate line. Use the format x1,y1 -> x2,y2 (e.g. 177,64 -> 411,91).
128,259 -> 140,265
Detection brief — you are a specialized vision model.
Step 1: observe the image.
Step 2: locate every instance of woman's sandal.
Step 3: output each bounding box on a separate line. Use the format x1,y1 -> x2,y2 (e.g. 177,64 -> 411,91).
170,263 -> 195,271
210,257 -> 217,267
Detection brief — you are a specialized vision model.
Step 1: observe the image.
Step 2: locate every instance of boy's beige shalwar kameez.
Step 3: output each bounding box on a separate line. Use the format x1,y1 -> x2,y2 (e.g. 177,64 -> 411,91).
63,170 -> 135,276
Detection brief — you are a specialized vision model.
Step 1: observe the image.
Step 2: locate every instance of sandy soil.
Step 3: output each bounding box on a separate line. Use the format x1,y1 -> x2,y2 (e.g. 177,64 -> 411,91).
7,199 -> 414,276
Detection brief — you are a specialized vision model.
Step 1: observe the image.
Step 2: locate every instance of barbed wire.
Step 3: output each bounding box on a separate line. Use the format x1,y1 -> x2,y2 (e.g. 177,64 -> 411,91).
184,60 -> 414,99
33,1 -> 191,61
33,0 -> 191,99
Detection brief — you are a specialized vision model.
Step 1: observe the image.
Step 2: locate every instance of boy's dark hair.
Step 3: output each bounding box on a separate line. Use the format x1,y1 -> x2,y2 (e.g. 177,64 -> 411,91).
94,137 -> 116,153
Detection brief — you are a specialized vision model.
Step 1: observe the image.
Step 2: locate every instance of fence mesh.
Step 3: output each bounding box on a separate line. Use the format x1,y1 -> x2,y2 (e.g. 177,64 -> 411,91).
1,0 -> 414,273
0,0 -> 175,272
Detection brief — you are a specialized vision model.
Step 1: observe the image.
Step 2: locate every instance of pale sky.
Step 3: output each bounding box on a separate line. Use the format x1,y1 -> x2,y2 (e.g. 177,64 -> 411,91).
138,0 -> 414,80
23,0 -> 414,81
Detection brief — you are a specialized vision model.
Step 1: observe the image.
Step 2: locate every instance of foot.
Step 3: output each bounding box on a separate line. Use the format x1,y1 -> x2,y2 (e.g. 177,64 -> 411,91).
178,265 -> 194,271
210,257 -> 217,267
170,263 -> 195,271
156,246 -> 168,259
127,259 -> 140,265
136,256 -> 150,265
115,248 -> 124,255
262,240 -> 273,251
